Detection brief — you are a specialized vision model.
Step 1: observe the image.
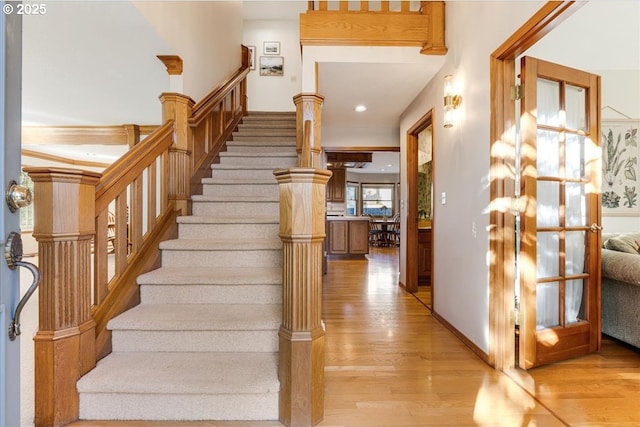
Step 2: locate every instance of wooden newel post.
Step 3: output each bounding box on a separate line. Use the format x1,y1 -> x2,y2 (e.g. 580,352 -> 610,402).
293,93 -> 324,168
274,167 -> 332,427
25,167 -> 101,427
160,92 -> 195,215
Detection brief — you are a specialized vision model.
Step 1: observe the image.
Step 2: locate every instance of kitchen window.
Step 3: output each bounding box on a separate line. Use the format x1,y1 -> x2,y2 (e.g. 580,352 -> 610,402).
346,183 -> 359,216
362,184 -> 394,217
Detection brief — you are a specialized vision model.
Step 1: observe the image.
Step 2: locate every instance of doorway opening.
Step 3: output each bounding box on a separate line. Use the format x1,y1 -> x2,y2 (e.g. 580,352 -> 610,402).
406,109 -> 434,305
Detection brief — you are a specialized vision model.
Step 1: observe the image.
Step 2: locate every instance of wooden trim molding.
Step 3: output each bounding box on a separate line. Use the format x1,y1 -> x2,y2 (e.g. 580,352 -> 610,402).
405,109 -> 434,294
157,55 -> 183,75
433,310 -> 490,364
21,149 -> 111,169
22,124 -> 158,146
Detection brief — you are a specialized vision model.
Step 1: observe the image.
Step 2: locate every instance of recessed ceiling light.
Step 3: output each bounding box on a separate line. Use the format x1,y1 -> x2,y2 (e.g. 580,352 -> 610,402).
387,164 -> 393,167
354,105 -> 367,113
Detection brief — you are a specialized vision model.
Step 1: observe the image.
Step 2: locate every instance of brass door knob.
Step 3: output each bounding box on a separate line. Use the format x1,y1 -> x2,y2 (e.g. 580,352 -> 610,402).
5,180 -> 32,213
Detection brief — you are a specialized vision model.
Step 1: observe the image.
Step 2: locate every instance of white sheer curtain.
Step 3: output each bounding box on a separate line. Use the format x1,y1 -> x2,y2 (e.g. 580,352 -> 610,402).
534,78 -> 587,330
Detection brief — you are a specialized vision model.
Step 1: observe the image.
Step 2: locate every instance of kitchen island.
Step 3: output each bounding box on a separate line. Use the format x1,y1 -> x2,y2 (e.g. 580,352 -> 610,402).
326,216 -> 370,257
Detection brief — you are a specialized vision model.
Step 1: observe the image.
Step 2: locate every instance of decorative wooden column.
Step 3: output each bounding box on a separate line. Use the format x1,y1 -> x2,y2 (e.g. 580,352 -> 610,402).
160,93 -> 195,214
274,168 -> 332,427
293,93 -> 324,168
25,167 -> 100,427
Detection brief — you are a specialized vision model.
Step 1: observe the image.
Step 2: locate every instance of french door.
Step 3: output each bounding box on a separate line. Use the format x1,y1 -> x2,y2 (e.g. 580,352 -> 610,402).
518,56 -> 602,369
1,5 -> 23,426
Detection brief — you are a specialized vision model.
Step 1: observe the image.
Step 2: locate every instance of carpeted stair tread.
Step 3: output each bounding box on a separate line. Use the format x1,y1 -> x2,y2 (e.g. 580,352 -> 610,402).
176,215 -> 278,224
137,266 -> 282,286
108,303 -> 281,331
77,351 -> 279,395
200,177 -> 278,185
219,152 -> 296,158
159,238 -> 281,251
211,164 -> 286,170
191,194 -> 279,202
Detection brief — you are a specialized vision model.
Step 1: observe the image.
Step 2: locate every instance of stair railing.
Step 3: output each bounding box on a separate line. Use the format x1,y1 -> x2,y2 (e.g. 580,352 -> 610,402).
301,1 -> 447,55
26,45 -> 250,427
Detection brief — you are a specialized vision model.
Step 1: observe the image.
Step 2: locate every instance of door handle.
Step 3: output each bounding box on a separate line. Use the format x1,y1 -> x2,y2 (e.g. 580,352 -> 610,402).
590,223 -> 603,233
4,232 -> 41,340
5,180 -> 32,213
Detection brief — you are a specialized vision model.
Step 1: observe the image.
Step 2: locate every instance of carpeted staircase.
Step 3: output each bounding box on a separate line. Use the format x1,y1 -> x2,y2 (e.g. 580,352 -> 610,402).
77,112 -> 297,421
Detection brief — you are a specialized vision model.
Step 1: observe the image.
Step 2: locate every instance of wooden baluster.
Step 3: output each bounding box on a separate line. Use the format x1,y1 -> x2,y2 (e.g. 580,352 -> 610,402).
319,0 -> 327,11
94,208 -> 109,304
361,1 -> 369,12
340,1 -> 348,11
129,174 -> 144,254
401,0 -> 410,12
25,167 -> 100,427
381,0 -> 390,12
148,160 -> 158,229
293,93 -> 324,168
275,168 -> 332,427
115,190 -> 129,274
160,93 -> 195,215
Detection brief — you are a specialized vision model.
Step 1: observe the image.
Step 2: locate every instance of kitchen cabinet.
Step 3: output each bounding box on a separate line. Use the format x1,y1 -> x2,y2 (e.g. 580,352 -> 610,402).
326,217 -> 369,256
418,228 -> 432,284
326,168 -> 346,202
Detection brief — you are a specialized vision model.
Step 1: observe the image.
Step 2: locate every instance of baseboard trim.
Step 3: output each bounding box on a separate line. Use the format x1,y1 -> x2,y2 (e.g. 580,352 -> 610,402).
432,310 -> 491,366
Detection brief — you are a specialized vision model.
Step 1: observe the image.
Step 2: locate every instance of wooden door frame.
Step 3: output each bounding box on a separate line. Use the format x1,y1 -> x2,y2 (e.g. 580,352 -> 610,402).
489,1 -> 585,370
406,109 -> 434,294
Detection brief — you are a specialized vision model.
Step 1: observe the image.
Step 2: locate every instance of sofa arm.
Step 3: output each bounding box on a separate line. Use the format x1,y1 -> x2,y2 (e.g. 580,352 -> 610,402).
601,248 -> 640,287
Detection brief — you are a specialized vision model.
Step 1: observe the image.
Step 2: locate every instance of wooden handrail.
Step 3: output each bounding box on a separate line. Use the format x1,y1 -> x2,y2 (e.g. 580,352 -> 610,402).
187,49 -> 249,198
190,66 -> 250,125
95,120 -> 173,213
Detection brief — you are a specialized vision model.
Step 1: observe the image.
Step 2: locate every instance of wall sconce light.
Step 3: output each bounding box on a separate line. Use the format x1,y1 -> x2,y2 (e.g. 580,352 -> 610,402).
443,75 -> 462,128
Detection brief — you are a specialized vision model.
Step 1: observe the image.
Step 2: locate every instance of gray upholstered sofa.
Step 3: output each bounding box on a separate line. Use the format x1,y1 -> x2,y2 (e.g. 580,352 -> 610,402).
601,232 -> 640,349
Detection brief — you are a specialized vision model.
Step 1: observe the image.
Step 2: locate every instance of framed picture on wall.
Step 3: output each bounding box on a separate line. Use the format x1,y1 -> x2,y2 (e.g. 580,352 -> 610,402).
247,46 -> 256,70
602,119 -> 640,215
259,56 -> 284,76
263,41 -> 280,55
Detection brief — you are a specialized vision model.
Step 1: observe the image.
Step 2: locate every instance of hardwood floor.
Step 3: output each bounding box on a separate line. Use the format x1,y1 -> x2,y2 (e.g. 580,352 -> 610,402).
69,246 -> 640,427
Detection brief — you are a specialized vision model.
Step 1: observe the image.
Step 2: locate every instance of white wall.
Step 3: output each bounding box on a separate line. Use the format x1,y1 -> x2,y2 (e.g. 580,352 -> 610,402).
399,1 -> 544,354
22,2 -> 171,125
243,20 -> 301,111
134,1 -> 243,103
323,125 -> 400,148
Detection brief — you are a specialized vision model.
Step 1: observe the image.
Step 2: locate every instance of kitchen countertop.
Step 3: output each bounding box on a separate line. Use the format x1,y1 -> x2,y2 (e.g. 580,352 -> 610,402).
326,216 -> 369,221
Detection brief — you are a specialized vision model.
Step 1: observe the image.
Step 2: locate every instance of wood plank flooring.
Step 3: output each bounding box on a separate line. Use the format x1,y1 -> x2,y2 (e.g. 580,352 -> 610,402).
69,247 -> 640,427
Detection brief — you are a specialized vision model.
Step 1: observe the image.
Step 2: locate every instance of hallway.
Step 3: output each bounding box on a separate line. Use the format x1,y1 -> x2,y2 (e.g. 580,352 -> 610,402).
321,248 -> 562,426
320,247 -> 640,427
69,247 -> 640,427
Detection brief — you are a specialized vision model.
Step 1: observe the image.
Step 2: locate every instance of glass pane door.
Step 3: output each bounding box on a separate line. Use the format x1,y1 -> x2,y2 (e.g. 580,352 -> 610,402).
519,56 -> 601,369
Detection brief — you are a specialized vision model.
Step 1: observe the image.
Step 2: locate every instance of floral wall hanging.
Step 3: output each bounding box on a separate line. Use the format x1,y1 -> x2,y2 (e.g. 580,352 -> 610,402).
602,119 -> 640,214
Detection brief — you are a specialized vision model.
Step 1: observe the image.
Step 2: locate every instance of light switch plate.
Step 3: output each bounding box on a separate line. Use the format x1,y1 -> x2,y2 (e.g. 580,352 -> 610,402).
441,192 -> 447,205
